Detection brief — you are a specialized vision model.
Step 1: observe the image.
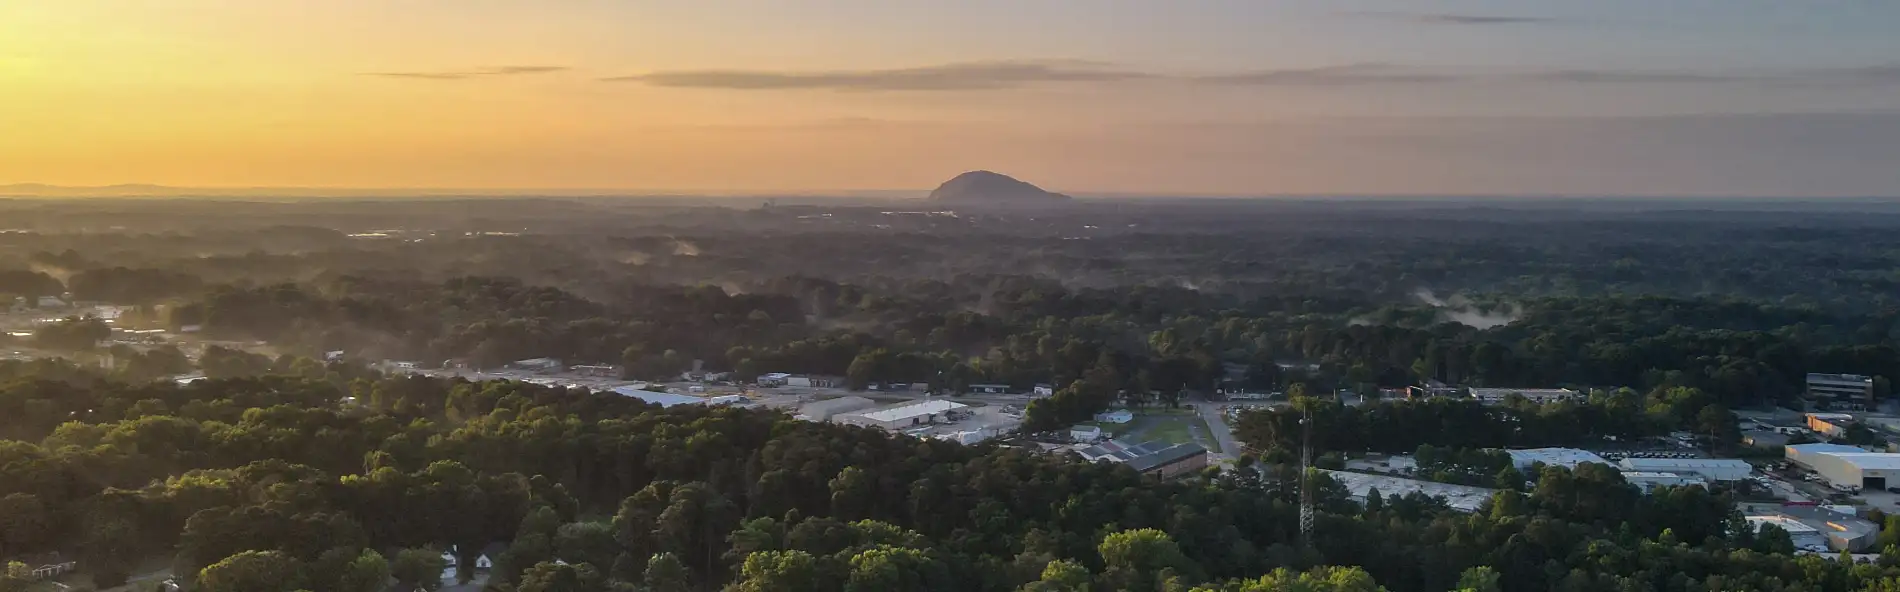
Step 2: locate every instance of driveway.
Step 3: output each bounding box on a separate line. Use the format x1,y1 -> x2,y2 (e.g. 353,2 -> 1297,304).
1193,402 -> 1243,463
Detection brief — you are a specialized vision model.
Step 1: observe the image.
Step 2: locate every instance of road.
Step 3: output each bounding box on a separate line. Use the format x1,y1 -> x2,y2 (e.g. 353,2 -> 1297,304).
1193,402 -> 1243,462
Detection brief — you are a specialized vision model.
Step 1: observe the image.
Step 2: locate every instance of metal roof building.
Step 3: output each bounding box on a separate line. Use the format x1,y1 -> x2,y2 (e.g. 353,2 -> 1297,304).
609,386 -> 705,408
1616,457 -> 1753,481
1076,440 -> 1209,479
838,399 -> 967,429
1506,448 -> 1610,470
1320,470 -> 1495,513
1787,443 -> 1900,489
797,396 -> 878,422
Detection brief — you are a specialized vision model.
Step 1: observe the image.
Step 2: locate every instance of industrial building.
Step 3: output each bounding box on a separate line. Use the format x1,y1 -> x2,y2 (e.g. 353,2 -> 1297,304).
1806,412 -> 1856,437
1750,505 -> 1878,552
1321,469 -> 1493,512
785,375 -> 843,388
1621,471 -> 1708,492
1746,516 -> 1829,552
796,396 -> 878,422
838,399 -> 967,430
508,358 -> 564,372
1615,458 -> 1753,481
1786,443 -> 1900,489
1076,440 -> 1208,479
1506,448 -> 1610,470
1469,388 -> 1581,405
1807,373 -> 1874,409
609,386 -> 708,408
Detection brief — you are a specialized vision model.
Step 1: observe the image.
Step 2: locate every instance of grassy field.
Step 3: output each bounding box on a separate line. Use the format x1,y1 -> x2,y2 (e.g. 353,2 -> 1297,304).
1120,409 -> 1223,453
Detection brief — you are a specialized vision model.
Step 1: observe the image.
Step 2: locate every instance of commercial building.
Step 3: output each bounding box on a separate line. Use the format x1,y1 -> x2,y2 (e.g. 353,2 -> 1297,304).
968,384 -> 1011,394
1615,458 -> 1753,481
1786,443 -> 1900,489
609,386 -> 706,408
1076,440 -> 1208,479
1751,506 -> 1878,552
1321,470 -> 1494,512
1806,413 -> 1856,437
1469,388 -> 1581,405
1621,471 -> 1708,492
570,364 -> 622,378
508,358 -> 564,372
1746,515 -> 1830,552
1506,448 -> 1610,470
785,375 -> 843,388
1807,373 -> 1874,409
757,373 -> 792,387
1406,379 -> 1463,400
839,399 -> 967,430
796,396 -> 878,422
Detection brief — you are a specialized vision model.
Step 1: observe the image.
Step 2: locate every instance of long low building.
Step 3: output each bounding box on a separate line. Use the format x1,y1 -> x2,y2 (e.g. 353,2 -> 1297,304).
1469,388 -> 1581,405
1507,448 -> 1609,470
1622,471 -> 1708,492
609,386 -> 709,408
1320,470 -> 1495,512
1787,443 -> 1900,490
838,399 -> 967,430
1616,457 -> 1753,481
797,396 -> 877,422
1076,440 -> 1208,479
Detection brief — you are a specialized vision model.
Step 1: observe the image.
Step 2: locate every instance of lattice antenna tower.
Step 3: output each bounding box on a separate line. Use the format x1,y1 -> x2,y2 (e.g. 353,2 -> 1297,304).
1298,409 -> 1315,546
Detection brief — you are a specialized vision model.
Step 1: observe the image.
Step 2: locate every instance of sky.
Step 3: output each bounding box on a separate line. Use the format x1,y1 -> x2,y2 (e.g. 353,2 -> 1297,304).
3,1 -> 1898,197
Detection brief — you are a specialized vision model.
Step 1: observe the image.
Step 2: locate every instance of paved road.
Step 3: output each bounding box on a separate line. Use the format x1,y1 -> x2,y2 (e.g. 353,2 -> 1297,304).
1194,402 -> 1243,462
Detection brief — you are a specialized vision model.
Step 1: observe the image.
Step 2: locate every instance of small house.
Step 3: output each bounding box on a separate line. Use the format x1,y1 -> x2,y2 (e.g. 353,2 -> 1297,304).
1071,425 -> 1104,442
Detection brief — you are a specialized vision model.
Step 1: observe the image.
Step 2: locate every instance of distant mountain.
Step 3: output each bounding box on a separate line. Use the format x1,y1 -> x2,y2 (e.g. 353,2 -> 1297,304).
926,171 -> 1070,203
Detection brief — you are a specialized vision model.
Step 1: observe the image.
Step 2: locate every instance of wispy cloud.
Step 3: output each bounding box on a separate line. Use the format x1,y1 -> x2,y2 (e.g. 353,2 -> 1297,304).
364,66 -> 569,80
1523,69 -> 1753,84
1198,63 -> 1462,86
603,59 -> 1151,91
1347,11 -> 1562,26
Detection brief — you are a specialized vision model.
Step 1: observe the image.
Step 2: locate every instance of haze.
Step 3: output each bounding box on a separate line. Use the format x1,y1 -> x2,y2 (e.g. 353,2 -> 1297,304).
4,1 -> 1899,196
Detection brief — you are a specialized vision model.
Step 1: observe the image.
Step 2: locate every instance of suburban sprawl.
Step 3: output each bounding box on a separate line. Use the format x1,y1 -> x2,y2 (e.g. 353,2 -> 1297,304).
12,197 -> 1900,591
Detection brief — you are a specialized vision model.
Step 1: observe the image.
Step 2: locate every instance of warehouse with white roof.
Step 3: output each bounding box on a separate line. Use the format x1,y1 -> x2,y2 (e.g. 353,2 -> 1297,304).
838,399 -> 967,430
1506,448 -> 1610,470
1616,457 -> 1753,481
1787,443 -> 1900,490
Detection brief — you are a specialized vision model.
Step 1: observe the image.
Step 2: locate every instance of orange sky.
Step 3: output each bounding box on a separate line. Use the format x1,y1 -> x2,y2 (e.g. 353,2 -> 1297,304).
4,1 -> 1899,196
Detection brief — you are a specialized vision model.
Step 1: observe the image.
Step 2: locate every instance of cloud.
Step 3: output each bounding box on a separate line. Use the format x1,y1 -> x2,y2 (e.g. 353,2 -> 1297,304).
1347,11 -> 1561,25
603,59 -> 1151,91
1198,63 -> 1462,86
1522,69 -> 1753,84
364,66 -> 568,80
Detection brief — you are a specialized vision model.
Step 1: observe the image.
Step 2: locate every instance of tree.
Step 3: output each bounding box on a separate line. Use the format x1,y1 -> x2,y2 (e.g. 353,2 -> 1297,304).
0,494 -> 47,558
1020,559 -> 1092,592
391,548 -> 447,592
729,550 -> 831,592
196,550 -> 306,592
1455,566 -> 1502,592
1098,529 -> 1201,592
518,560 -> 607,592
643,552 -> 692,592
33,315 -> 111,351
1214,566 -> 1387,592
342,548 -> 394,592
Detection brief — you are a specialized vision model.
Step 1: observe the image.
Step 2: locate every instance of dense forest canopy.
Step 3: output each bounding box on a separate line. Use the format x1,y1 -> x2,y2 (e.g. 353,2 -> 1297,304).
6,196 -> 1900,590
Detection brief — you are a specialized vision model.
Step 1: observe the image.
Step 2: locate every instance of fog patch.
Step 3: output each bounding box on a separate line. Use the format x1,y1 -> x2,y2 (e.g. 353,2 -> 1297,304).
1413,288 -> 1520,329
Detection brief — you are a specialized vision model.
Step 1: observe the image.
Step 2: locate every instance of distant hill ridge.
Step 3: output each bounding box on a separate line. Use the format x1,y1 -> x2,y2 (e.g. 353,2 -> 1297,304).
926,171 -> 1070,203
